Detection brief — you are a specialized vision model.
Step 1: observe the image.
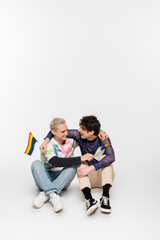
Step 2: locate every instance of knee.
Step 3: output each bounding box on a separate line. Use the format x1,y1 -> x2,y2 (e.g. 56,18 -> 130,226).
31,160 -> 43,173
102,164 -> 112,172
65,166 -> 77,176
70,166 -> 77,175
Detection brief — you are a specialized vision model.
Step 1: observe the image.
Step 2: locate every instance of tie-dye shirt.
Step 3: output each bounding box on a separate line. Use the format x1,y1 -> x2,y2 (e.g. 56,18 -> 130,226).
41,138 -> 78,171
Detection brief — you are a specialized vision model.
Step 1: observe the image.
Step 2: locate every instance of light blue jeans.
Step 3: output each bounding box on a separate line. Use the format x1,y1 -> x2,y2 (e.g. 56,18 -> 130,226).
31,160 -> 76,195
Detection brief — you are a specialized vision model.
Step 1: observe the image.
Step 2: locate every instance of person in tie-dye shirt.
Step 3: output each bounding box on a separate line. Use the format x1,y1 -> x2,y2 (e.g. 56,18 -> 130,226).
31,118 -> 93,213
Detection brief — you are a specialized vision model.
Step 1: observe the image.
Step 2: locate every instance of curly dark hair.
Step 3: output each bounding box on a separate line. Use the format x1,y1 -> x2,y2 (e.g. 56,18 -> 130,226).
79,115 -> 101,136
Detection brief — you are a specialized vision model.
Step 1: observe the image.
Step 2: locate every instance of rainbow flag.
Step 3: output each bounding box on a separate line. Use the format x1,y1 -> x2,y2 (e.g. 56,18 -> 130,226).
24,132 -> 37,155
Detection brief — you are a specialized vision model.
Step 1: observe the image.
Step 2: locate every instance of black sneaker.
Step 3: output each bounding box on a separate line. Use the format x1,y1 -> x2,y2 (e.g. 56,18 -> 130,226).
100,196 -> 111,213
85,198 -> 98,215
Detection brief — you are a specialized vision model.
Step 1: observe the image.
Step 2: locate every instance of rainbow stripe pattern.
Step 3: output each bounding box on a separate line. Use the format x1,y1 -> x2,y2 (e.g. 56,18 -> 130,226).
24,132 -> 37,155
102,143 -> 110,149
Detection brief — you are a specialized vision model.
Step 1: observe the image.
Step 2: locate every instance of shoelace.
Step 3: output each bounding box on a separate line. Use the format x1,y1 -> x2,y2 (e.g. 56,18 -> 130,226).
37,193 -> 46,201
102,197 -> 109,205
85,199 -> 94,208
50,195 -> 60,204
85,199 -> 90,208
34,193 -> 48,205
85,199 -> 95,208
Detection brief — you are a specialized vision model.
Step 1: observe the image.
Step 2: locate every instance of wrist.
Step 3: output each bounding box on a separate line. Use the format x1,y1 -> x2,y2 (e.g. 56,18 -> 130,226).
89,165 -> 95,171
81,156 -> 85,162
44,138 -> 49,144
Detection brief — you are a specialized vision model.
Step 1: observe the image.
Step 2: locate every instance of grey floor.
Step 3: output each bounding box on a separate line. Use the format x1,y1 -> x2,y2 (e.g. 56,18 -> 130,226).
1,160 -> 159,240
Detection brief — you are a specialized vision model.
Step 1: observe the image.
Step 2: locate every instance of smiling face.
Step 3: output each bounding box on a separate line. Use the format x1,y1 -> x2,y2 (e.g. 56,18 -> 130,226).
78,125 -> 94,140
51,123 -> 68,144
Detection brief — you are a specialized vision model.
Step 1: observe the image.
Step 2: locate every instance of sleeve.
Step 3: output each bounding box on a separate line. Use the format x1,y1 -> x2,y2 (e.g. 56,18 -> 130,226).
49,156 -> 81,167
67,129 -> 81,141
44,131 -> 53,140
44,129 -> 80,141
93,138 -> 115,171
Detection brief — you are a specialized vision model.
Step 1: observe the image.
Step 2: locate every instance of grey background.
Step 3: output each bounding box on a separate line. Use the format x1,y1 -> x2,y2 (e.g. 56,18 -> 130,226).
0,0 -> 160,239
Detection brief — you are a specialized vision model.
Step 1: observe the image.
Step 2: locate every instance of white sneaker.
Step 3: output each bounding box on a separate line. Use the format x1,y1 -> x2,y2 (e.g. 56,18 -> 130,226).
32,191 -> 49,208
49,192 -> 63,213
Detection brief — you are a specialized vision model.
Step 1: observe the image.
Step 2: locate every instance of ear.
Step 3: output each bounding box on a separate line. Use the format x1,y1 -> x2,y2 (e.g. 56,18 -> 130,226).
51,129 -> 56,135
89,130 -> 94,136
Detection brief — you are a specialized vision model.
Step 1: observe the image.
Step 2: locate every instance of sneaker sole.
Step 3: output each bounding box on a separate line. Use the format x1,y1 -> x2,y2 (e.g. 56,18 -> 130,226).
32,202 -> 45,209
54,207 -> 63,213
100,207 -> 111,213
87,204 -> 98,216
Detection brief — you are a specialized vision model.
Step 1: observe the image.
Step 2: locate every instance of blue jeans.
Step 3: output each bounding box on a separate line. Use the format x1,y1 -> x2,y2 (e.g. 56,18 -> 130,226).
31,160 -> 76,195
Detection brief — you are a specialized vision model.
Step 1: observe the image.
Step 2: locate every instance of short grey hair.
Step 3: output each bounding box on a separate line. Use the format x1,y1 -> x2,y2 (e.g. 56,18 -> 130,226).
50,118 -> 65,131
